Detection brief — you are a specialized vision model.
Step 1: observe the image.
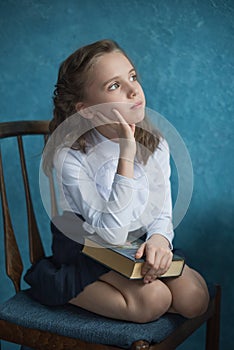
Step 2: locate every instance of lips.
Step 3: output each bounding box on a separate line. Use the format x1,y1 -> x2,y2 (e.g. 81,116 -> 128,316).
130,101 -> 143,110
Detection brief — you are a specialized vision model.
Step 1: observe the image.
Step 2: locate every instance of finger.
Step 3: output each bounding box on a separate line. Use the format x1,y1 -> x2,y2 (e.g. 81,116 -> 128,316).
139,243 -> 155,276
112,110 -> 136,135
141,245 -> 157,276
135,242 -> 146,259
143,253 -> 164,282
145,245 -> 157,267
156,251 -> 173,276
143,267 -> 158,283
112,108 -> 127,124
129,124 -> 136,134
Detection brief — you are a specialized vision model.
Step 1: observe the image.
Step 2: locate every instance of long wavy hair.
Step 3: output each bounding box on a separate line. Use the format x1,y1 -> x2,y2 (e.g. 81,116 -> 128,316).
44,39 -> 161,173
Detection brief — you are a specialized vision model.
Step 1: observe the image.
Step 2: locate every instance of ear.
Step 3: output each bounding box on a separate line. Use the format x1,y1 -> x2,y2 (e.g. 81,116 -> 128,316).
75,102 -> 93,119
75,102 -> 85,112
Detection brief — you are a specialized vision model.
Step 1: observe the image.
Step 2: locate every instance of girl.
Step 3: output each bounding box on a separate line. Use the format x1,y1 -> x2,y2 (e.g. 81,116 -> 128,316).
25,39 -> 209,323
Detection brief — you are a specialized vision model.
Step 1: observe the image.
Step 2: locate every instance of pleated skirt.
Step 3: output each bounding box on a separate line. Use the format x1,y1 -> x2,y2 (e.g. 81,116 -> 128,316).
24,220 -> 110,306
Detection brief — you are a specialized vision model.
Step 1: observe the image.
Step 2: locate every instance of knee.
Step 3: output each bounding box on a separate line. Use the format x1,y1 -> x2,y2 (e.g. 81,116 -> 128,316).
152,282 -> 172,318
131,282 -> 172,323
180,284 -> 210,319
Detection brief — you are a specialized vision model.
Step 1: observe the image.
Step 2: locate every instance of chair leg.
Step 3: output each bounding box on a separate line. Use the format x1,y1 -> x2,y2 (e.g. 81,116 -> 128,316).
206,285 -> 221,350
131,340 -> 150,349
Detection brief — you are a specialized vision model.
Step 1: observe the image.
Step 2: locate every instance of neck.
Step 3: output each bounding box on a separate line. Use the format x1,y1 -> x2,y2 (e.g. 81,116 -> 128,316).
95,125 -> 119,141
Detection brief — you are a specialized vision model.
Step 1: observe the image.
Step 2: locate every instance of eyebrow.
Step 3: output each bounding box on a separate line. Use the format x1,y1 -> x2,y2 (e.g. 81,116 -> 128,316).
102,68 -> 135,87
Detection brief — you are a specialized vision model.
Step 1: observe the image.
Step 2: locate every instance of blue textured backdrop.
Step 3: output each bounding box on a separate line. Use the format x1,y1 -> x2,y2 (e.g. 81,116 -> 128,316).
0,0 -> 233,349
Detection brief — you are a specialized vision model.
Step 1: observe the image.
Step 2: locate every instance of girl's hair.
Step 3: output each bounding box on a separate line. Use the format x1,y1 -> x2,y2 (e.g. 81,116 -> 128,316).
44,39 -> 161,172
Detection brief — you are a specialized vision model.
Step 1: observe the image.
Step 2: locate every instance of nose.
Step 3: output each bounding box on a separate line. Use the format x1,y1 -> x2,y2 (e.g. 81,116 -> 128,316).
127,85 -> 138,99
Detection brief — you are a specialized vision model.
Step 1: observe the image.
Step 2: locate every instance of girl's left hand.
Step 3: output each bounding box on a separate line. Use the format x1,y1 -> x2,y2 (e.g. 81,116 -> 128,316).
135,234 -> 173,284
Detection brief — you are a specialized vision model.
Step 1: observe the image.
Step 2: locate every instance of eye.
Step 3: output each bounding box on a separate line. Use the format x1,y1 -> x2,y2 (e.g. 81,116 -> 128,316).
130,74 -> 137,82
108,82 -> 120,91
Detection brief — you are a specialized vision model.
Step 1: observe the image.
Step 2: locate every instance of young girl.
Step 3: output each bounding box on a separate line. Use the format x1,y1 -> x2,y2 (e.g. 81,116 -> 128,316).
25,39 -> 209,323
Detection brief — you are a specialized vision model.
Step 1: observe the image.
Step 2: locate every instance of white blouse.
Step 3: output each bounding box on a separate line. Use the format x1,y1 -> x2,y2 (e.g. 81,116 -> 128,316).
54,128 -> 174,247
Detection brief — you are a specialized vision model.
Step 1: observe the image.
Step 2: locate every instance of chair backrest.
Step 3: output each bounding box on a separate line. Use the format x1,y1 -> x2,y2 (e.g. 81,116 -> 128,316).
0,120 -> 56,293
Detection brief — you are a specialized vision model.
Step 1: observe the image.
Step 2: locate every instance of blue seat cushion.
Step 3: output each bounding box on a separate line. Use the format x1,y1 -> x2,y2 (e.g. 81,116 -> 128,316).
0,285 -> 215,348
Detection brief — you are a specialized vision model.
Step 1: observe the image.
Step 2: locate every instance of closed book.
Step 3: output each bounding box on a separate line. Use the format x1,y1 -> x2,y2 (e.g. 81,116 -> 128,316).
82,237 -> 185,279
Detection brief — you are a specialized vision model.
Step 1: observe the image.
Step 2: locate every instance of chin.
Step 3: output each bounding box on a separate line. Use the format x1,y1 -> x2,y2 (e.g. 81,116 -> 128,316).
124,108 -> 145,124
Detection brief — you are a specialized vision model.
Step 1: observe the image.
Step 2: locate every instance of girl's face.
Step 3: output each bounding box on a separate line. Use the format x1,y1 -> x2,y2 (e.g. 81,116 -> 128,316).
79,51 -> 146,124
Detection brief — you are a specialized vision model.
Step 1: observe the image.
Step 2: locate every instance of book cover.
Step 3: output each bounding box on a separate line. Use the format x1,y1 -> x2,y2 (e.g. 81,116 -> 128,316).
82,237 -> 185,279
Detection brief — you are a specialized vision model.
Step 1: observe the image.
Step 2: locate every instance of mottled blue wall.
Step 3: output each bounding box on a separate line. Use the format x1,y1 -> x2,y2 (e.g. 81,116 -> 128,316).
0,0 -> 233,349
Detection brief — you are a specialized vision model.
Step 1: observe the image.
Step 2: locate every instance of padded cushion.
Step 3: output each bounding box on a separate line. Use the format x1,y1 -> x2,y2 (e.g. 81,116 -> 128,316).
0,290 -> 187,348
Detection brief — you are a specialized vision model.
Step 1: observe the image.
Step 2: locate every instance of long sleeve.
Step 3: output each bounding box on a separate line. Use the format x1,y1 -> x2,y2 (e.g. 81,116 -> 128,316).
53,135 -> 174,247
144,139 -> 174,248
54,146 -> 138,245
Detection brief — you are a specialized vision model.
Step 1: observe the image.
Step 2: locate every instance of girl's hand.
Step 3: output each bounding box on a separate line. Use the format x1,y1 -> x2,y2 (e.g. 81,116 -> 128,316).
84,106 -> 136,178
112,109 -> 136,159
95,108 -> 137,159
135,234 -> 173,284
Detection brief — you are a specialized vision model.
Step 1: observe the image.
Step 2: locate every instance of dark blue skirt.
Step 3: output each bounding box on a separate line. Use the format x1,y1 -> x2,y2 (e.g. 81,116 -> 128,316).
24,214 -> 185,307
24,219 -> 110,306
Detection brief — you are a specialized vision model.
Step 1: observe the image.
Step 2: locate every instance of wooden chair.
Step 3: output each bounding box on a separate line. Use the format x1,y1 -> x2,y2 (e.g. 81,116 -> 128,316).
0,120 -> 221,350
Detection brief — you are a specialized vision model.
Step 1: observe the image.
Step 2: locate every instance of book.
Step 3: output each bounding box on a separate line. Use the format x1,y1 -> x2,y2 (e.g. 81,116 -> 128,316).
82,237 -> 185,279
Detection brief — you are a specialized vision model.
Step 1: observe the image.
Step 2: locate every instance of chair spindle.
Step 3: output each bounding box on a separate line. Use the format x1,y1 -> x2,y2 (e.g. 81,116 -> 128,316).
44,134 -> 58,218
17,135 -> 45,265
0,148 -> 23,292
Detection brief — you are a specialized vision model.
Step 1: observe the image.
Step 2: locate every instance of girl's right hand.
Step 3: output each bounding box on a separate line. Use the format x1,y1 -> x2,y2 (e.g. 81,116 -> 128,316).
95,108 -> 137,160
112,108 -> 136,160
